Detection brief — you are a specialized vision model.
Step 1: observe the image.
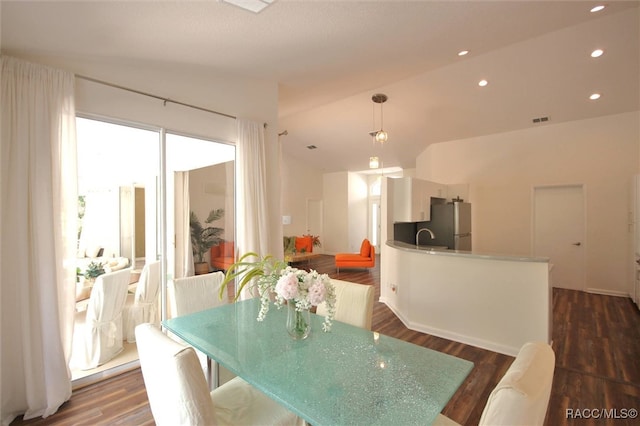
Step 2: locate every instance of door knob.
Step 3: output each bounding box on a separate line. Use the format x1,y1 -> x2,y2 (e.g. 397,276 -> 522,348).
572,242 -> 581,246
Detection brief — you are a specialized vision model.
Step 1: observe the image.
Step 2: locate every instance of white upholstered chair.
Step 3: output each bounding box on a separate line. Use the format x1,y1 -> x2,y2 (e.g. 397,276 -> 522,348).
123,260 -> 161,343
434,341 -> 555,426
316,279 -> 375,330
71,268 -> 131,369
168,271 -> 234,386
168,271 -> 227,318
135,324 -> 304,426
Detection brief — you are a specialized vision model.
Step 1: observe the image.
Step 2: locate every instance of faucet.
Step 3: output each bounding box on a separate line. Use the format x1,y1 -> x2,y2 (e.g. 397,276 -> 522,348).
416,228 -> 436,246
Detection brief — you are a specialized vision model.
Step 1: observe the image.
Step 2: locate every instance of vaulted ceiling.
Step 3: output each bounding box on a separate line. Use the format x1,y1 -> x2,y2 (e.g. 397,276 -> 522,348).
2,1 -> 638,172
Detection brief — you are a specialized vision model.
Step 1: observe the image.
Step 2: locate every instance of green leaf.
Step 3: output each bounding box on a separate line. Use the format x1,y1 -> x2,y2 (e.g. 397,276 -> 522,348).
218,252 -> 285,301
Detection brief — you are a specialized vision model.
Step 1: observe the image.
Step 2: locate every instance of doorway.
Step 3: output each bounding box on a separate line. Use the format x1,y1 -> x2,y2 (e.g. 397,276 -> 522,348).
73,117 -> 235,386
369,176 -> 382,250
533,185 -> 586,290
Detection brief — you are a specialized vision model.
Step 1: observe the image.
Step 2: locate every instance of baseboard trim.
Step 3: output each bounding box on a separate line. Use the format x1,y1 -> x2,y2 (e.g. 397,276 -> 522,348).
72,359 -> 140,391
585,288 -> 631,298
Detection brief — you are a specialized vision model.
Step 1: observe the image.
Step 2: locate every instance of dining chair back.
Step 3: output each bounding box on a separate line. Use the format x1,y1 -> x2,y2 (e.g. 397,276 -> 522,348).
316,279 -> 375,330
72,268 -> 131,369
478,341 -> 555,425
123,260 -> 161,342
168,271 -> 233,387
135,323 -> 304,426
168,271 -> 227,318
433,341 -> 555,426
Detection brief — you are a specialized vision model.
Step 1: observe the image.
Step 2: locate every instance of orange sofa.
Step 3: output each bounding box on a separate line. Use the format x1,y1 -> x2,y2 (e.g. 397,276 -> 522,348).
210,241 -> 235,271
335,239 -> 375,272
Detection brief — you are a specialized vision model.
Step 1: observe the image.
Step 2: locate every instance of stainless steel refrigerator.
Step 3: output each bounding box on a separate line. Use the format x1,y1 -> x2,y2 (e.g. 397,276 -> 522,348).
428,202 -> 472,250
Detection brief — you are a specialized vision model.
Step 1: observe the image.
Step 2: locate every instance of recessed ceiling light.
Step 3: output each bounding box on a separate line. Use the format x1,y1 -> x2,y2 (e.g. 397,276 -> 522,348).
478,79 -> 488,87
589,93 -> 601,100
590,5 -> 606,13
591,49 -> 604,58
458,50 -> 469,56
222,0 -> 274,13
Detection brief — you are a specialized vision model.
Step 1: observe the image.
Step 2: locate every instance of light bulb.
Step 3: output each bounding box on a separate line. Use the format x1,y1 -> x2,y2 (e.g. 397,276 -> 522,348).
375,130 -> 388,143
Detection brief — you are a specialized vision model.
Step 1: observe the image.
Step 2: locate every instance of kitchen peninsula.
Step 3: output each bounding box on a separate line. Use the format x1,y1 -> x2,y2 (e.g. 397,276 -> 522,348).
380,241 -> 551,356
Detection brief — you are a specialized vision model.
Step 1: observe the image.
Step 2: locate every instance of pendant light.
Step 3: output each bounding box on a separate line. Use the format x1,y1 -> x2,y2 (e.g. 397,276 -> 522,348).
369,156 -> 380,169
372,93 -> 388,143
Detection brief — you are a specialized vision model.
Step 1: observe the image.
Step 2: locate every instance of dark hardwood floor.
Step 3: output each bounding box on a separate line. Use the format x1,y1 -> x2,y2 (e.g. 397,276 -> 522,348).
12,254 -> 640,425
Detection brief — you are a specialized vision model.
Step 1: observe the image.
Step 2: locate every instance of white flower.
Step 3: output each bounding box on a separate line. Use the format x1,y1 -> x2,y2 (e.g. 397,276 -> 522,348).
271,268 -> 335,331
275,272 -> 300,300
308,279 -> 327,306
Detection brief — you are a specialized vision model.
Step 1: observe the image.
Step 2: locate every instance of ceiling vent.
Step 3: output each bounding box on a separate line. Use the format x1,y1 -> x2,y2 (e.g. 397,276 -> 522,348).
532,116 -> 550,124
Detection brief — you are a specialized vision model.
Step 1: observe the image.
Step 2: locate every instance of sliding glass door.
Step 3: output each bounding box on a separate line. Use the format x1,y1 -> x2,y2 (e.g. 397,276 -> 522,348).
165,132 -> 236,280
73,115 -> 235,382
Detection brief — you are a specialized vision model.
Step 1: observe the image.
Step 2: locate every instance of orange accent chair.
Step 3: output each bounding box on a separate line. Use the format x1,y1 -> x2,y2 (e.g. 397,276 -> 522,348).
210,241 -> 235,271
335,239 -> 375,272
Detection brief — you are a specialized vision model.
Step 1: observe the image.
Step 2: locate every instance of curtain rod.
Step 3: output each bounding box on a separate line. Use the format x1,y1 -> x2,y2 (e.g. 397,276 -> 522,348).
76,74 -> 237,120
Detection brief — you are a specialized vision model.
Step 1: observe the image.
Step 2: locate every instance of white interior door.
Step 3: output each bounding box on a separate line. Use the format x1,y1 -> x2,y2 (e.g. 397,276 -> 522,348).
533,185 -> 585,290
306,199 -> 323,254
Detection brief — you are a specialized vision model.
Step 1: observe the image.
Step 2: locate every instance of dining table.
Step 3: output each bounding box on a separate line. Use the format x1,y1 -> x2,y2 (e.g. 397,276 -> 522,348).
162,298 -> 474,426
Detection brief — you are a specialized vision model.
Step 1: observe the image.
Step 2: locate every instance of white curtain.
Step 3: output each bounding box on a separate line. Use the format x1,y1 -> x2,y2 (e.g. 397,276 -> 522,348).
1,56 -> 77,423
236,120 -> 270,298
174,171 -> 194,278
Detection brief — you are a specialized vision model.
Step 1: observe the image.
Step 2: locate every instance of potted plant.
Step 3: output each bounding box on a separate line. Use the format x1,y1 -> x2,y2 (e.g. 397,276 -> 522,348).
190,208 -> 224,275
84,261 -> 105,283
303,234 -> 321,248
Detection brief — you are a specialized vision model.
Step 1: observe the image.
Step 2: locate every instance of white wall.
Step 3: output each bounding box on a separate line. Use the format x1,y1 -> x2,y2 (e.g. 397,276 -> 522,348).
189,162 -> 234,250
280,159 -> 372,254
14,54 -> 283,257
416,111 -> 640,295
280,151 -> 324,238
317,171 -> 370,254
322,172 -> 349,254
347,172 -> 368,252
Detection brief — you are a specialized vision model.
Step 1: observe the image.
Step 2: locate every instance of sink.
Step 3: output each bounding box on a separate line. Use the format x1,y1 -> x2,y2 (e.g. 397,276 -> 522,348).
416,245 -> 449,251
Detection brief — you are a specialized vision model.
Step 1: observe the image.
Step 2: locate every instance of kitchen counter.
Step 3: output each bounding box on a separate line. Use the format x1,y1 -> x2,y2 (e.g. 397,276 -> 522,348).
380,240 -> 552,356
388,240 -> 549,263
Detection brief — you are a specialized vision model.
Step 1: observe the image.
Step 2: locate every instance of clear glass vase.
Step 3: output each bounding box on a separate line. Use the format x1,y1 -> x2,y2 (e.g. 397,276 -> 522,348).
286,300 -> 311,340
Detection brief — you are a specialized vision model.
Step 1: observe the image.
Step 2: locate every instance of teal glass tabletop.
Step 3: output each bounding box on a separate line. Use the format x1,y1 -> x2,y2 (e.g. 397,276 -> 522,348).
163,298 -> 473,426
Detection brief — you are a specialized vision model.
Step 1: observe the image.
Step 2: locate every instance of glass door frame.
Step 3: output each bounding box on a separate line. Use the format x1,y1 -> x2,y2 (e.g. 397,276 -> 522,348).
75,112 -> 236,326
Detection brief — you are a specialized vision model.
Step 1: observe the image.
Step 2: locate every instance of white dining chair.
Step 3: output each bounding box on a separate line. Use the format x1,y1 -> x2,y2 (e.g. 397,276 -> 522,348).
168,271 -> 227,318
316,279 -> 375,330
434,341 -> 555,426
168,271 -> 234,386
123,260 -> 161,343
71,268 -> 131,369
135,324 -> 304,426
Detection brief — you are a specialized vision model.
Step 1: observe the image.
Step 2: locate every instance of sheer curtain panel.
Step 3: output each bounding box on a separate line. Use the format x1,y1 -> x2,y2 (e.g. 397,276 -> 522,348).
236,119 -> 270,298
175,171 -> 194,278
1,56 -> 77,423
